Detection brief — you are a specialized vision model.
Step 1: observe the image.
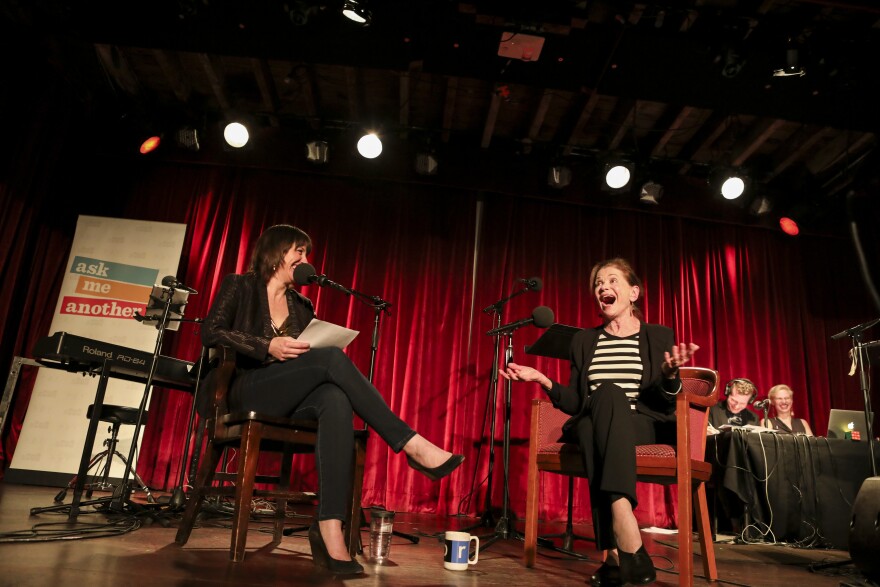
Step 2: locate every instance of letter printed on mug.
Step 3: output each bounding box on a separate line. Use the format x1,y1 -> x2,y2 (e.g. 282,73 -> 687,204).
443,531 -> 479,571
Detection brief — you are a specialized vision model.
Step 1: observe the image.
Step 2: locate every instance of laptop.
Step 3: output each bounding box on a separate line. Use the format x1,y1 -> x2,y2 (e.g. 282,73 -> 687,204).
827,409 -> 874,439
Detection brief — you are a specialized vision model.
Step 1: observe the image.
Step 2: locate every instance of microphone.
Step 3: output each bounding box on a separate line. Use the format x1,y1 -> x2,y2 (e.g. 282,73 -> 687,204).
161,275 -> 198,294
830,318 -> 880,340
753,399 -> 770,409
517,277 -> 543,292
293,263 -> 353,295
486,306 -> 554,336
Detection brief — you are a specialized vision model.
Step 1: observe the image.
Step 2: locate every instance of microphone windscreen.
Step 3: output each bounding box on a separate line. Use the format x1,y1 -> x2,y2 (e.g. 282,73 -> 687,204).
531,305 -> 555,328
161,275 -> 177,287
293,263 -> 317,286
529,277 -> 543,292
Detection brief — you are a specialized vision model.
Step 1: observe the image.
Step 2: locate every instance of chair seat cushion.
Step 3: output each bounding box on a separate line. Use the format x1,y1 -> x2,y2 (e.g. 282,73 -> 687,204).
538,442 -> 675,458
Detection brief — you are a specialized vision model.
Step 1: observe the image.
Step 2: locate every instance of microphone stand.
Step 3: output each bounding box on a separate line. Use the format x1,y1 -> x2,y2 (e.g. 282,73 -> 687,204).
460,284 -> 536,547
108,286 -> 184,515
811,319 -> 878,572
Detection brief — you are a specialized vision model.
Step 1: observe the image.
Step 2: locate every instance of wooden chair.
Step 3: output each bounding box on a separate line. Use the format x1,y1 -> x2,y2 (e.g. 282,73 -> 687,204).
175,345 -> 367,562
523,367 -> 720,587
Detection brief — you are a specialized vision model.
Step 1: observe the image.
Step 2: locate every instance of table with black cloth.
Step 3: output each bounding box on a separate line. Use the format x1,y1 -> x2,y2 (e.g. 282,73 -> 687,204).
706,429 -> 880,549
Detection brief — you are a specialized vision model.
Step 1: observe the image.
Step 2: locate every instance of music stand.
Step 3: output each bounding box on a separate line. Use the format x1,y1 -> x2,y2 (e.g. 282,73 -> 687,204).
524,323 -> 595,558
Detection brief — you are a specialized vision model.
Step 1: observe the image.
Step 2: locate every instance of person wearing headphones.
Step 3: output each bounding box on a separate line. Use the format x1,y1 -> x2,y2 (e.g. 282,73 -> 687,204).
708,378 -> 758,433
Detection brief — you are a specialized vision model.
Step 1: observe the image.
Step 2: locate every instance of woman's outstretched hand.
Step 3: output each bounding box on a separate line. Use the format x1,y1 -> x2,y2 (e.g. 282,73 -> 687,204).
269,336 -> 311,361
662,342 -> 700,377
499,362 -> 553,390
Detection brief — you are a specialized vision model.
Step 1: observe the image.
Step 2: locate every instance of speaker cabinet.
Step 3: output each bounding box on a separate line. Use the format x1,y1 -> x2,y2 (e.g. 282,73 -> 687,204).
850,476 -> 880,581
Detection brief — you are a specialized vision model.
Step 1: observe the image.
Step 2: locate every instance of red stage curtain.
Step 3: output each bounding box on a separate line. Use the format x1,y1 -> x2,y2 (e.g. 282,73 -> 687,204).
2,160 -> 876,530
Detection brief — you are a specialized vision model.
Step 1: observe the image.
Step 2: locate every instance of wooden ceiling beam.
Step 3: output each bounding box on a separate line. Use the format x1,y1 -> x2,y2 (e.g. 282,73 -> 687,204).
765,125 -> 828,181
152,49 -> 190,103
607,101 -> 635,151
95,45 -> 140,96
527,89 -> 553,141
289,63 -> 320,130
651,106 -> 694,158
251,58 -> 280,127
807,131 -> 875,175
562,91 -> 600,156
197,53 -> 230,112
481,91 -> 501,149
731,118 -> 786,167
678,114 -> 728,174
345,66 -> 360,122
441,76 -> 459,143
399,71 -> 410,139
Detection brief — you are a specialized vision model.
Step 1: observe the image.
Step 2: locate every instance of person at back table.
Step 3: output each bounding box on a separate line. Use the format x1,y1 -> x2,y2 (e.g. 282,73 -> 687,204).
708,378 -> 758,433
760,384 -> 814,435
500,258 -> 699,587
201,224 -> 464,575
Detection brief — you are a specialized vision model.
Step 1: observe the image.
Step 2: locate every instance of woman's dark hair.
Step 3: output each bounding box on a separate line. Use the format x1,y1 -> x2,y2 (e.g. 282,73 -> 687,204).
249,224 -> 312,283
589,257 -> 644,320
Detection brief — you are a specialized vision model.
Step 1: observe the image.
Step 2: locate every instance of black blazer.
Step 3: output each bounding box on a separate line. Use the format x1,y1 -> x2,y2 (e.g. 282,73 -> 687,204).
202,272 -> 315,369
546,322 -> 681,431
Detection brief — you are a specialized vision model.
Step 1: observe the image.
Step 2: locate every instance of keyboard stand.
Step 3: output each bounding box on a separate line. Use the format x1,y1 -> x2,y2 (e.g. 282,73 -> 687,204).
30,358 -> 120,518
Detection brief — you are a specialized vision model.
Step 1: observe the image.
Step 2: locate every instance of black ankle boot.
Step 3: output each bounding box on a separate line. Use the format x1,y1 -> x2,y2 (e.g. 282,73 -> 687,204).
589,561 -> 622,587
618,545 -> 655,585
308,523 -> 364,575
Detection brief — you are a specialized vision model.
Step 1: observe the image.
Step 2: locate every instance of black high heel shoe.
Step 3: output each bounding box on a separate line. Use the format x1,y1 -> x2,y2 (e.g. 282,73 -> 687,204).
406,453 -> 465,481
308,522 -> 364,575
589,561 -> 622,587
618,545 -> 656,585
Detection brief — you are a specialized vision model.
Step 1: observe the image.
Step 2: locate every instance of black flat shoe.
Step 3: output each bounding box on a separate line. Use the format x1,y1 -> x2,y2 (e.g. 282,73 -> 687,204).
308,522 -> 364,575
589,561 -> 622,587
406,453 -> 465,481
618,545 -> 656,585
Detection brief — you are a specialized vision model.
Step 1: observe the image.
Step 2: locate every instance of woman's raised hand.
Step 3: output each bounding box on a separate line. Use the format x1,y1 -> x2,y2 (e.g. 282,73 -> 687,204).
499,362 -> 552,390
662,342 -> 700,377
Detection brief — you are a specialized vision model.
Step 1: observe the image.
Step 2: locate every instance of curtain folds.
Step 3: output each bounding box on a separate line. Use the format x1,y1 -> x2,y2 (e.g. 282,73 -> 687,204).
3,159 -> 876,529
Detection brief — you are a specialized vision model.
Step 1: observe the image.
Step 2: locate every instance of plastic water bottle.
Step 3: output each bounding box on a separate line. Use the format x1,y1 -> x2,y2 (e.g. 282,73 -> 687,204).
369,509 -> 395,564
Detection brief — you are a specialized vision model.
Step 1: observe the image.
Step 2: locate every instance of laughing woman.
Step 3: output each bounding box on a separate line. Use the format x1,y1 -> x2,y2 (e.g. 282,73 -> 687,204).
500,258 -> 699,587
760,384 -> 813,436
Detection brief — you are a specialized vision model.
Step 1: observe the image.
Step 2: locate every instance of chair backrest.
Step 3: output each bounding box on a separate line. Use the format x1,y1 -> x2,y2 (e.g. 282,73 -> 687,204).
195,345 -> 236,424
678,367 -> 720,460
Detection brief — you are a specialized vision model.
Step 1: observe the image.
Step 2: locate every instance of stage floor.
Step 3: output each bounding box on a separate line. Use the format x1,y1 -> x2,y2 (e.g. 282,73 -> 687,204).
0,483 -> 869,587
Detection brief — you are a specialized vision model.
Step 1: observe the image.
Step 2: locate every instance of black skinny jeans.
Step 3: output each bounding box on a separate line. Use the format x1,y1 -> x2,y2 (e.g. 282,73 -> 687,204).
229,347 -> 416,521
571,382 -> 675,551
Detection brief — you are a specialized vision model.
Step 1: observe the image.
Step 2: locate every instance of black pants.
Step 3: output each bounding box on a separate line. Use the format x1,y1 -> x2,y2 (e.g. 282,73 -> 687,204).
230,347 -> 416,521
570,383 -> 675,551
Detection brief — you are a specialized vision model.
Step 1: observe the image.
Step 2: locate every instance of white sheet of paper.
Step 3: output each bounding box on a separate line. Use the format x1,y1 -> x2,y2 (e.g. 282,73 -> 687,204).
298,319 -> 359,349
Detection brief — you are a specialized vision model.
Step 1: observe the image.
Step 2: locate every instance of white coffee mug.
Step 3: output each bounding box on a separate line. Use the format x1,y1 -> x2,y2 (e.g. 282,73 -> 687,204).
443,531 -> 479,570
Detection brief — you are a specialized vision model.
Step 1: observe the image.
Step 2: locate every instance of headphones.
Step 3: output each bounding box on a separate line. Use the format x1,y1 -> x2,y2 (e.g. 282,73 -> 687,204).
725,378 -> 757,402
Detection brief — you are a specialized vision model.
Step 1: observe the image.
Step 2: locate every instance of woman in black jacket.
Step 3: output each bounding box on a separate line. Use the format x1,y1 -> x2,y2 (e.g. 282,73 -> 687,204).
501,258 -> 699,587
202,224 -> 464,575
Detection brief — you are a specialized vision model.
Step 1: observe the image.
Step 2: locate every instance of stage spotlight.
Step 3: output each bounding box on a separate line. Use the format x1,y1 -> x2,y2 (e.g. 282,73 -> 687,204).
356,132 -> 382,159
139,135 -> 161,154
749,196 -> 773,216
415,151 -> 438,175
342,0 -> 371,25
223,121 -> 250,148
639,181 -> 663,205
175,127 -> 200,152
605,161 -> 633,190
305,140 -> 329,164
713,168 -> 750,200
779,216 -> 800,236
547,165 -> 572,189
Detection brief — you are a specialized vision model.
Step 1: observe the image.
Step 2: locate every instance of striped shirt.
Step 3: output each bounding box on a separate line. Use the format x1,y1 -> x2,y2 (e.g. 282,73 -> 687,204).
587,332 -> 643,409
